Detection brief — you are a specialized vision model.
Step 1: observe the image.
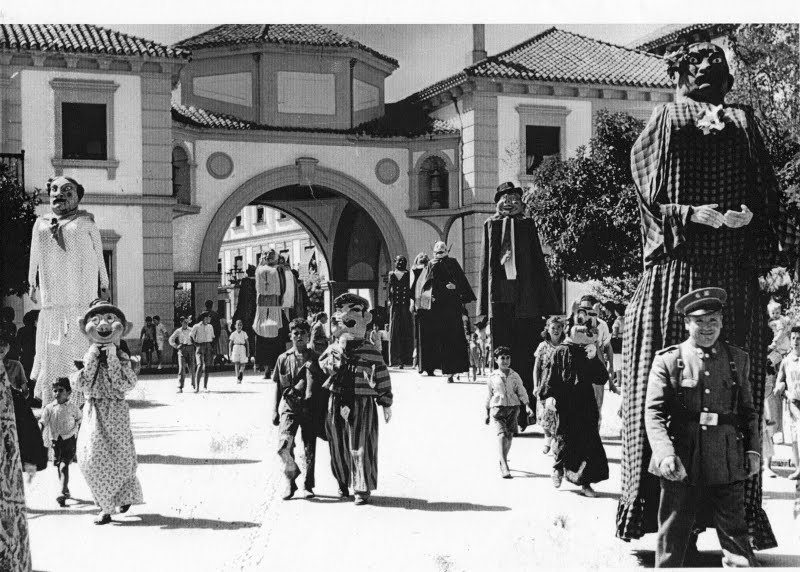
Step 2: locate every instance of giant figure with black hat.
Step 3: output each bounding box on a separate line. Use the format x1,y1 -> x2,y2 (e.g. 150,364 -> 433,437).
617,40 -> 800,549
645,287 -> 760,567
477,181 -> 559,429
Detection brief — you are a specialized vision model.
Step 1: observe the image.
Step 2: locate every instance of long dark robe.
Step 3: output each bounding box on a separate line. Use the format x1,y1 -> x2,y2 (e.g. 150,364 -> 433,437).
540,342 -> 609,485
617,102 -> 799,548
388,270 -> 413,366
415,257 -> 476,375
232,276 -> 257,357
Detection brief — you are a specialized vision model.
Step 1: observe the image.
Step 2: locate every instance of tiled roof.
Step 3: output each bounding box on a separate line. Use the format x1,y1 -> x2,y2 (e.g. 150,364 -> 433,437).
404,27 -> 671,104
629,24 -> 737,52
172,103 -> 457,138
174,24 -> 397,67
0,24 -> 189,59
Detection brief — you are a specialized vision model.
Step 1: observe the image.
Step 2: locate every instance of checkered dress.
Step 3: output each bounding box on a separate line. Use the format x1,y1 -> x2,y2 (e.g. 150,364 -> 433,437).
616,101 -> 800,549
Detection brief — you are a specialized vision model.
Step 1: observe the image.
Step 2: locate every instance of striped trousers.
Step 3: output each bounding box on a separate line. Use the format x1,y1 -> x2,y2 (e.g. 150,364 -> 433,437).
326,395 -> 379,493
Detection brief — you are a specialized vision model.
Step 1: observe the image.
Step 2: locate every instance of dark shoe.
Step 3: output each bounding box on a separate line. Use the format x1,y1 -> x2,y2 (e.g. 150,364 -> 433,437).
788,470 -> 800,480
56,495 -> 67,507
552,468 -> 563,489
119,504 -> 131,514
354,492 -> 370,505
282,481 -> 298,500
426,371 -> 435,377
447,375 -> 454,383
302,489 -> 315,499
337,485 -> 350,498
94,514 -> 112,525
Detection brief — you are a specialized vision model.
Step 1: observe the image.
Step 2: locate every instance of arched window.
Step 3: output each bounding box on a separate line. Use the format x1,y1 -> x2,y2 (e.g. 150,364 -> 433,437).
172,146 -> 191,205
417,155 -> 449,210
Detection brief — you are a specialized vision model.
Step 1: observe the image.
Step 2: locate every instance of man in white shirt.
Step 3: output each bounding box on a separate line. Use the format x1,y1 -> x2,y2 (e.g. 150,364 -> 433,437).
169,316 -> 195,392
190,315 -> 215,392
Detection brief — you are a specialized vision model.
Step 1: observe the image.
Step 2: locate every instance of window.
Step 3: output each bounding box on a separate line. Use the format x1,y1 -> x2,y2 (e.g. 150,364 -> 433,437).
525,126 -> 560,174
100,230 -> 120,304
256,207 -> 265,224
234,255 -> 243,272
172,146 -> 191,205
234,214 -> 243,228
277,71 -> 335,115
255,252 -> 262,265
277,212 -> 287,221
51,78 -> 119,178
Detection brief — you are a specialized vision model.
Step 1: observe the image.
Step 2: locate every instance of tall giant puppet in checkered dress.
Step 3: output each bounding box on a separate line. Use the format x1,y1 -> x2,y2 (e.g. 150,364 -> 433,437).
616,42 -> 800,550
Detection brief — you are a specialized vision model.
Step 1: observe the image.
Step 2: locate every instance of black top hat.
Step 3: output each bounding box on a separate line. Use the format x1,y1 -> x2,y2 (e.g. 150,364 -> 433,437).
494,181 -> 523,203
675,287 -> 727,317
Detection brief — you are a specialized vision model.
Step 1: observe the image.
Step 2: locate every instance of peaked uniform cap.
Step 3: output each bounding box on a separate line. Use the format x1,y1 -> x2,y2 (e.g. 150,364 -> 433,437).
675,287 -> 727,316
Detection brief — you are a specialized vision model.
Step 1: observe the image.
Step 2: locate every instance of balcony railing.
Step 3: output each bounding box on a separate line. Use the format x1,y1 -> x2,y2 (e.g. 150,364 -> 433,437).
0,150 -> 25,188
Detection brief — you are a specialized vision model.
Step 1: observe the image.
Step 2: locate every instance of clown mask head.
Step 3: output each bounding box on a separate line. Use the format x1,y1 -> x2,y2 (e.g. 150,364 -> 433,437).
395,255 -> 408,271
79,299 -> 132,346
48,176 -> 84,216
433,241 -> 449,260
494,182 -> 524,217
330,293 -> 372,343
668,42 -> 733,105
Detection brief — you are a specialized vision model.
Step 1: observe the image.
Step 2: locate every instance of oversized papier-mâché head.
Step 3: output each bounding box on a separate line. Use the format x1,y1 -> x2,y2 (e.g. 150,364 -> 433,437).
48,176 -> 85,216
330,293 -> 372,342
395,255 -> 408,271
494,182 -> 524,217
666,42 -> 733,105
79,299 -> 132,345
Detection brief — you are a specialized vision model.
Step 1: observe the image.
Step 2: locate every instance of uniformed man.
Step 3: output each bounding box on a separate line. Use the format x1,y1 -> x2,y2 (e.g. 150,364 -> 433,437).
645,287 -> 760,568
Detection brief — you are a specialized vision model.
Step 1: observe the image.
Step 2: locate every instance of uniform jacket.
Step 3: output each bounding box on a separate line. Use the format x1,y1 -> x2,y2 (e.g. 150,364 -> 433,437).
645,340 -> 759,486
477,215 -> 558,318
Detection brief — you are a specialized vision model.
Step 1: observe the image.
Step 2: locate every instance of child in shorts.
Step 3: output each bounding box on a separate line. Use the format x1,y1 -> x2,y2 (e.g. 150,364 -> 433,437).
39,377 -> 82,506
484,346 -> 533,479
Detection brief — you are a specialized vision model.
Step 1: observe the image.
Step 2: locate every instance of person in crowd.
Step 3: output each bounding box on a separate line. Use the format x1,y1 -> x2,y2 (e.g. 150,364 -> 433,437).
152,315 -> 168,370
139,316 -> 156,369
215,317 -> 230,366
0,340 -> 32,570
414,241 -> 475,383
271,318 -> 326,500
610,303 -> 626,354
388,255 -> 414,368
28,176 -> 110,408
774,325 -> 800,480
477,181 -> 559,430
767,300 -> 792,356
16,310 -> 39,397
39,377 -> 82,507
190,314 -> 215,392
320,293 -> 392,505
533,316 -> 566,455
254,250 -> 285,378
540,316 -> 609,497
484,346 -> 533,479
410,252 -> 430,370
73,299 -> 143,525
168,315 -> 195,393
229,319 -> 250,383
232,264 -> 258,359
645,288 -> 760,567
196,300 -> 221,368
762,354 -> 780,479
0,307 -> 18,360
617,41 -> 800,549
469,333 -> 485,381
310,312 -> 329,355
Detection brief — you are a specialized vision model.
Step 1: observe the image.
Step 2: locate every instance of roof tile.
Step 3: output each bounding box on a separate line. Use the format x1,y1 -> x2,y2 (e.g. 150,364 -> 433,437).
0,24 -> 189,59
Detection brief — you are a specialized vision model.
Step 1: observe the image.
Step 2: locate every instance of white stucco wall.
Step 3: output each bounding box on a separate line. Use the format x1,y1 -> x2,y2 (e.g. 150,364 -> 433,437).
496,96 -> 593,184
173,141 -> 439,273
20,70 -> 143,194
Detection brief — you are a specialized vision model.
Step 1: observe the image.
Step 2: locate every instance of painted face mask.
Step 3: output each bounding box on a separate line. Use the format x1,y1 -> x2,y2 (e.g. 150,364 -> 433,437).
496,192 -> 524,217
330,294 -> 372,342
49,176 -> 82,216
668,42 -> 733,105
433,242 -> 448,260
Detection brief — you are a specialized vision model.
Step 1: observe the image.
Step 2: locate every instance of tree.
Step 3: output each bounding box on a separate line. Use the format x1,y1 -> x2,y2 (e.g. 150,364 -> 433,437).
304,272 -> 325,316
523,110 -> 645,304
0,163 -> 40,297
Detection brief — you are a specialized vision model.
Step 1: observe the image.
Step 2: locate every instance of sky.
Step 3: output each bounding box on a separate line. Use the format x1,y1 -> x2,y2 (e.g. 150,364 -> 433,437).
105,24 -> 665,103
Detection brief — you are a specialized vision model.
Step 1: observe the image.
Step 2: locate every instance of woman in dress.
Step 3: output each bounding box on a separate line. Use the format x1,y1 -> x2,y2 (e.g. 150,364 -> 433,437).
616,42 -> 799,549
533,316 -> 565,454
228,320 -> 249,383
410,253 -> 429,369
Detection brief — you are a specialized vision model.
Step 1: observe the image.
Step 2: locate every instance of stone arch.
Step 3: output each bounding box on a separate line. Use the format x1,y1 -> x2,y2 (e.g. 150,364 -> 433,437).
199,162 -> 408,277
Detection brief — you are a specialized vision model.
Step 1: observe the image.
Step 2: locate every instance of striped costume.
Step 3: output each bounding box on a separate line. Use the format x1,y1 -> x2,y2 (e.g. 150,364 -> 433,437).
616,101 -> 800,549
320,340 -> 393,494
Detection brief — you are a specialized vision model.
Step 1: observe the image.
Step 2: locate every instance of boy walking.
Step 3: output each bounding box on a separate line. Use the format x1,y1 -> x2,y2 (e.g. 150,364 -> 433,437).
271,318 -> 326,500
190,314 -> 215,392
39,377 -> 82,507
169,316 -> 195,393
485,346 -> 533,478
774,325 -> 800,480
152,316 -> 168,370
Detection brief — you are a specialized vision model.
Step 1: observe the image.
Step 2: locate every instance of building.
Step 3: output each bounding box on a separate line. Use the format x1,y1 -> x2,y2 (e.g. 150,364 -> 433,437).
2,23 -> 674,351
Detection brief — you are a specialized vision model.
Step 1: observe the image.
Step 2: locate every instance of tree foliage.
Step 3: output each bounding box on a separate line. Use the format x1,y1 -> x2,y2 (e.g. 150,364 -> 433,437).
523,109 -> 644,303
304,272 -> 325,316
0,163 -> 40,297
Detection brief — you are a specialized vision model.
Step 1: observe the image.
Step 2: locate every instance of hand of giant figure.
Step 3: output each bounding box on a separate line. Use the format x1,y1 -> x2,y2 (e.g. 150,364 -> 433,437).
28,177 -> 110,406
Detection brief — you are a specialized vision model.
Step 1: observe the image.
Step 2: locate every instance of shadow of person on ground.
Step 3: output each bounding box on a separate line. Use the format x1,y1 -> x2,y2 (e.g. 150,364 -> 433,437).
368,496 -> 510,512
137,454 -> 260,466
27,498 -> 94,518
115,513 -> 260,530
127,400 -> 169,409
633,549 -> 800,568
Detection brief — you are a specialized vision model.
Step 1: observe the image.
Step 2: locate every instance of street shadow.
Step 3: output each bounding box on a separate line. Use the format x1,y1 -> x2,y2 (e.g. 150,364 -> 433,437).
137,454 -> 260,466
508,470 -> 549,479
602,434 -> 622,443
27,498 -> 95,518
203,390 -> 259,394
132,428 -> 201,440
514,432 -> 544,439
306,495 -> 349,503
115,513 -> 260,530
567,490 -> 620,500
632,549 -> 800,568
127,400 -> 169,409
369,496 -> 510,512
762,490 -> 799,500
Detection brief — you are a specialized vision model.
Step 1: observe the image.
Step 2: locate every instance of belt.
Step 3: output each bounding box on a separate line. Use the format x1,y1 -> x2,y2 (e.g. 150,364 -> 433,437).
672,411 -> 742,426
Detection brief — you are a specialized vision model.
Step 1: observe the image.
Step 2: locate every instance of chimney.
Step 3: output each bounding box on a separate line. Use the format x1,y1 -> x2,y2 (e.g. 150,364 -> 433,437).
471,24 -> 487,64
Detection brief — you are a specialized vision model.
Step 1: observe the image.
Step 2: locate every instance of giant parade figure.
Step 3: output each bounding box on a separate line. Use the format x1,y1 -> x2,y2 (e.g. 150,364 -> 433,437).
477,181 -> 559,428
616,41 -> 799,551
28,176 -> 109,407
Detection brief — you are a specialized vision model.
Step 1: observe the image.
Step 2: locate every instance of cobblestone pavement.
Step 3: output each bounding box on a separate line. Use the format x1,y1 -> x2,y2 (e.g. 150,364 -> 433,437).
25,368 -> 800,571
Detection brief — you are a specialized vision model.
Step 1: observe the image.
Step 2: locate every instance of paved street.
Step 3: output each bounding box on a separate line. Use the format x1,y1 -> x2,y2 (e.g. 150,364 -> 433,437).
25,368 -> 800,571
